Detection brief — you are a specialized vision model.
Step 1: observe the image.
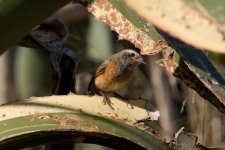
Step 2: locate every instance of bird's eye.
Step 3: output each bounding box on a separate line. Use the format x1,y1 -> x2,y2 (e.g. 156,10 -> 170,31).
130,52 -> 135,57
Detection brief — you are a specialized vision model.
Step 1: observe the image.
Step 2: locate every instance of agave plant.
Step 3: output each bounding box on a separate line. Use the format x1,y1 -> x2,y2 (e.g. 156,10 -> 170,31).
0,0 -> 225,149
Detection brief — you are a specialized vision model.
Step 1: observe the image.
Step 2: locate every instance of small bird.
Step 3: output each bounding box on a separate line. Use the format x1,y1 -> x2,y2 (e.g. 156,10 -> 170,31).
88,49 -> 145,108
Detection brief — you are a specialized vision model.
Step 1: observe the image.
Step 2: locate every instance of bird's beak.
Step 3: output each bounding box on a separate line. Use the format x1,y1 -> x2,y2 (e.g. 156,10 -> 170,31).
139,60 -> 147,64
137,58 -> 147,64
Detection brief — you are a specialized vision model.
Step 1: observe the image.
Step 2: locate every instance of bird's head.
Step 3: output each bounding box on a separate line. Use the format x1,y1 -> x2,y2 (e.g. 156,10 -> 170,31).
120,49 -> 146,66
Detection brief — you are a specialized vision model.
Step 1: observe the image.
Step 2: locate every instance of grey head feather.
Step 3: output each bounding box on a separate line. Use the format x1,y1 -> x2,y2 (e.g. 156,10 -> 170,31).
115,49 -> 142,75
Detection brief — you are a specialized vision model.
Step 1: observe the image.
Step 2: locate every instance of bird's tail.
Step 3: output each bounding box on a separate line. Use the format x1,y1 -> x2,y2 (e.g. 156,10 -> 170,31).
88,75 -> 100,96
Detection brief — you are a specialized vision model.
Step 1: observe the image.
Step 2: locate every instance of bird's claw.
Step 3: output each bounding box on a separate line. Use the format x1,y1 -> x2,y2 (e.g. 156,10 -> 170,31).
102,94 -> 114,110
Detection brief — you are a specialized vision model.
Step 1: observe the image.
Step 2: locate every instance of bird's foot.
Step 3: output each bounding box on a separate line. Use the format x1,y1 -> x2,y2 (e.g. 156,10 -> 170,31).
100,91 -> 114,109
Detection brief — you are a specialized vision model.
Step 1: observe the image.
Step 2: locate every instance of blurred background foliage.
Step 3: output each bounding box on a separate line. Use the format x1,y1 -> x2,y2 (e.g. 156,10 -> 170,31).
0,2 -> 224,149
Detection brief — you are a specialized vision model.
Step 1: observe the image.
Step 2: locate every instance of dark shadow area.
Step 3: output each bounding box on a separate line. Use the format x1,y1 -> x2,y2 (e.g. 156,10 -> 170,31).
0,130 -> 147,150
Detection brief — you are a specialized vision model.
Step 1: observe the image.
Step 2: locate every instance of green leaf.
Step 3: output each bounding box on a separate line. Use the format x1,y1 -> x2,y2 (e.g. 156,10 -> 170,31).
0,112 -> 168,150
0,0 -> 71,54
0,95 -> 164,149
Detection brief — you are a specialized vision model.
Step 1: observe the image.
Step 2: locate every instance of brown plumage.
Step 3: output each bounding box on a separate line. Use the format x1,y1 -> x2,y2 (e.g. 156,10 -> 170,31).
88,49 -> 145,108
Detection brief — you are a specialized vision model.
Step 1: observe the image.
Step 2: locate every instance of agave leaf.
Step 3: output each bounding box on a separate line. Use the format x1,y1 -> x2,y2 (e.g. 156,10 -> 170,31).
123,0 -> 225,53
0,95 -> 160,125
170,127 -> 225,150
87,0 -> 168,55
159,32 -> 225,115
187,0 -> 225,24
0,96 -> 166,150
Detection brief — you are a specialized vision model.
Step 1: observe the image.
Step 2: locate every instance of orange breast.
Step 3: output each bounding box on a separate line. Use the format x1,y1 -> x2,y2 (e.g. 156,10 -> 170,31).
94,59 -> 133,92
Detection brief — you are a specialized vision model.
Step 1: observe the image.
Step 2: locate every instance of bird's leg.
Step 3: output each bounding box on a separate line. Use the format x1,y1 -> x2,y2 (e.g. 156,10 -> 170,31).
100,91 -> 114,109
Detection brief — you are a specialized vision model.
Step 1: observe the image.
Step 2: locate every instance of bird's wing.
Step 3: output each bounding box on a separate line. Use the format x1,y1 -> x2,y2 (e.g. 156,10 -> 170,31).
95,60 -> 109,76
88,59 -> 110,95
